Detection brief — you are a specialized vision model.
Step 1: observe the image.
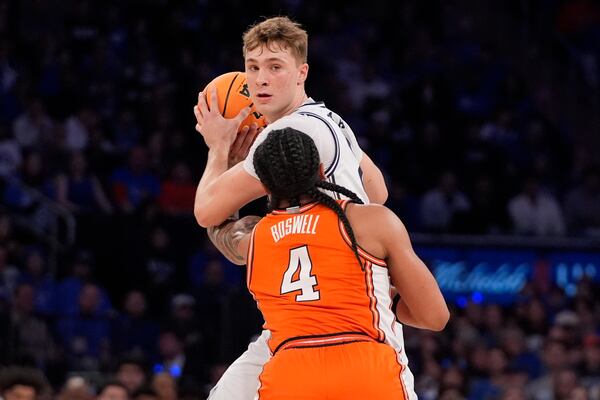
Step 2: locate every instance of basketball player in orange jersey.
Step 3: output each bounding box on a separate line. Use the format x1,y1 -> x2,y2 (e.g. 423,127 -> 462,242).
194,16 -> 396,400
206,128 -> 449,399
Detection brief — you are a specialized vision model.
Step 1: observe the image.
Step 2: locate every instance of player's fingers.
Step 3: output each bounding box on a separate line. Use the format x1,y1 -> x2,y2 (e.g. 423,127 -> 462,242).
239,123 -> 259,154
197,91 -> 209,115
209,88 -> 221,115
231,126 -> 249,153
195,123 -> 202,133
234,106 -> 252,123
193,105 -> 204,124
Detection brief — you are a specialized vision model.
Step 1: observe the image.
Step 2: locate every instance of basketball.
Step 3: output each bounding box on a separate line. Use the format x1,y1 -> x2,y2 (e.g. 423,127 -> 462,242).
203,71 -> 267,132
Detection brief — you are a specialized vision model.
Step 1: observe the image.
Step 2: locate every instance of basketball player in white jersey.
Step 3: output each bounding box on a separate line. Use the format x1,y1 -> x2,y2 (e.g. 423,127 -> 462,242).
194,16 -> 418,400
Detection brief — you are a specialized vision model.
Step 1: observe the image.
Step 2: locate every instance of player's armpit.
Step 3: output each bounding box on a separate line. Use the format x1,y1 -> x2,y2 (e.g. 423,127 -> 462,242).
207,215 -> 261,265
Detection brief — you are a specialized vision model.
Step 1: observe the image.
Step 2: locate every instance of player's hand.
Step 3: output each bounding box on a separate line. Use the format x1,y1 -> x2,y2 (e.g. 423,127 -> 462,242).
228,123 -> 262,168
194,88 -> 251,152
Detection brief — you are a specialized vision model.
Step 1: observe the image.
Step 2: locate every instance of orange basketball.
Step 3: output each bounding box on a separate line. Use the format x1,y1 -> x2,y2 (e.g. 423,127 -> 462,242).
203,71 -> 267,132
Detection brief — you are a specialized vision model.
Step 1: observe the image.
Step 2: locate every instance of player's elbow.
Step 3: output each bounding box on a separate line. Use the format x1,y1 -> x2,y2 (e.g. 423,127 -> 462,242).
194,206 -> 214,228
371,186 -> 388,205
426,306 -> 450,331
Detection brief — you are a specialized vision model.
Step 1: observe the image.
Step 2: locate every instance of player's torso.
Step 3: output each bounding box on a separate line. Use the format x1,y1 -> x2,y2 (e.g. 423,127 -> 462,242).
247,202 -> 388,353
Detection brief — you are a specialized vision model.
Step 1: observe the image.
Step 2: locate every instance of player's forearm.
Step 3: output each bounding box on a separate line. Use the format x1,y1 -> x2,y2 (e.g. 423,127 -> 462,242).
194,148 -> 230,227
207,215 -> 261,265
395,296 -> 448,331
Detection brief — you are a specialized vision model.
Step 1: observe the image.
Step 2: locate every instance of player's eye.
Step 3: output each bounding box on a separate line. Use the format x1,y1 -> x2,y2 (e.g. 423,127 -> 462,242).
271,65 -> 281,71
247,65 -> 258,72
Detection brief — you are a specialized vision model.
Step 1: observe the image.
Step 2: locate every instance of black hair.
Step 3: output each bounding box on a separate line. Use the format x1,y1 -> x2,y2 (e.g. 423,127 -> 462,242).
0,366 -> 47,395
253,127 -> 364,269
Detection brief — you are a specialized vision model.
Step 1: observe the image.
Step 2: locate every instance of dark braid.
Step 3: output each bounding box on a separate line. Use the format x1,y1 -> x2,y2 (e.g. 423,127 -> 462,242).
315,180 -> 363,204
306,186 -> 364,270
254,127 -> 365,270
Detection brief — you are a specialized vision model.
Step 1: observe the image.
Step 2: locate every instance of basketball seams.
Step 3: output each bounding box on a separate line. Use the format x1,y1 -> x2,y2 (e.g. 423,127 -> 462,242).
222,73 -> 240,116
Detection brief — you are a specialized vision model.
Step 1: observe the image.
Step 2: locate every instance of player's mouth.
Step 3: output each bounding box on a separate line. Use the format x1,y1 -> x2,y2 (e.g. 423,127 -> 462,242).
256,93 -> 272,103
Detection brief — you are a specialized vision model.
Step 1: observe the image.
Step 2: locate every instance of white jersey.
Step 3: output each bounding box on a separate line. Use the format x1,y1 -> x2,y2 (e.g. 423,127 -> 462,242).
243,99 -> 369,204
213,99 -> 417,400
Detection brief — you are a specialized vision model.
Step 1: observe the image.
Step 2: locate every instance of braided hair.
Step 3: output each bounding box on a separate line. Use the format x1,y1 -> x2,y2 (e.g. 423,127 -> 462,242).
253,127 -> 365,269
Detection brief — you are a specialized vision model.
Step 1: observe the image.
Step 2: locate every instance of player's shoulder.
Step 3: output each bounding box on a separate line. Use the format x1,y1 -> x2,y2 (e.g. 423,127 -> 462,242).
261,112 -> 326,139
345,202 -> 403,234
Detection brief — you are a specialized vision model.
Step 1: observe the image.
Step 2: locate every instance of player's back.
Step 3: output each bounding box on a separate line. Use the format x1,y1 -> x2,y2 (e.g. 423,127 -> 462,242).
247,201 -> 387,353
249,201 -> 410,399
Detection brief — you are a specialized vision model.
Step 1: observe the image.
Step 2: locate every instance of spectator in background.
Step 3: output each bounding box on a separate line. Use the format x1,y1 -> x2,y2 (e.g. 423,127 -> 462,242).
4,283 -> 56,369
154,329 -> 204,389
508,176 -> 565,236
157,162 -> 195,216
110,146 -> 160,213
151,372 -> 177,400
167,294 -> 202,353
2,151 -> 48,217
420,171 -> 471,233
139,227 -> 178,315
56,250 -> 111,317
565,167 -> 600,237
53,151 -> 113,215
111,290 -> 159,358
526,340 -> 571,400
17,246 -> 56,316
0,244 -> 19,302
12,98 -> 53,150
56,376 -> 95,400
116,356 -> 148,395
56,283 -> 112,371
0,367 -> 48,400
64,106 -> 97,152
97,381 -> 130,400
580,334 -> 600,393
500,327 -> 543,380
0,125 -> 21,179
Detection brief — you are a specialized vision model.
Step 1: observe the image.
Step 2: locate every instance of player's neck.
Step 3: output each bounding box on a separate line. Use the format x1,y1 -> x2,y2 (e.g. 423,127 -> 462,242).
267,91 -> 308,122
275,194 -> 314,210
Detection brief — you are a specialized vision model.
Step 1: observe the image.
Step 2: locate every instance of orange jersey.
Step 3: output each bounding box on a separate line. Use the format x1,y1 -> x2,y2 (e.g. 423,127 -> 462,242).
247,200 -> 391,354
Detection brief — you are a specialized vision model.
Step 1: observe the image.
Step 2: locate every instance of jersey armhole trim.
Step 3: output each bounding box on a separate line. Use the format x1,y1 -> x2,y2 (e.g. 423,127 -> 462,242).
298,111 -> 340,177
245,224 -> 259,293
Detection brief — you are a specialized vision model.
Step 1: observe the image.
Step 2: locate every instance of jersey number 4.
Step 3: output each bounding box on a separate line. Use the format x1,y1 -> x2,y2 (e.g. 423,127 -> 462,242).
281,246 -> 320,301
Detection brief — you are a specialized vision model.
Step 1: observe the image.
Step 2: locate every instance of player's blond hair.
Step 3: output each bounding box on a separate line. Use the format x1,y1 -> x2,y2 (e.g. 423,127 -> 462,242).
242,16 -> 308,64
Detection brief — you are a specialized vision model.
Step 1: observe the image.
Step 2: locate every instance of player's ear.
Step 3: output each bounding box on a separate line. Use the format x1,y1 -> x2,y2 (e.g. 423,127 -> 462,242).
297,63 -> 308,85
318,163 -> 325,180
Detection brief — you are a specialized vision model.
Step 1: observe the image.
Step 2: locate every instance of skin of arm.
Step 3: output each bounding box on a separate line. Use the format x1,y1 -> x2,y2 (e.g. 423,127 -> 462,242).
206,215 -> 260,265
347,204 -> 450,331
360,153 -> 388,205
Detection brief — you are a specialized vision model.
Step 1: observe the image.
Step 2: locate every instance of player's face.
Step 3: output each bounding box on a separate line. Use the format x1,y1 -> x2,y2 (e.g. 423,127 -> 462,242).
245,43 -> 308,122
3,385 -> 36,400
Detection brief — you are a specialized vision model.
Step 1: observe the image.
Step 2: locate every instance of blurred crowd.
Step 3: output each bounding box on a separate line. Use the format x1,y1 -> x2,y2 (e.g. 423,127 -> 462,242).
0,0 -> 599,399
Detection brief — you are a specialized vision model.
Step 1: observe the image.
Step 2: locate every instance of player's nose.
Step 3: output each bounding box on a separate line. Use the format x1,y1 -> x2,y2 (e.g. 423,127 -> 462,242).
256,70 -> 269,86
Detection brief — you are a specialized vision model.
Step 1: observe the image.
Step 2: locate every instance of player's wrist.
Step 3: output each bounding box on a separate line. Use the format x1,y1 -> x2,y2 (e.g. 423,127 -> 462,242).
208,145 -> 230,161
